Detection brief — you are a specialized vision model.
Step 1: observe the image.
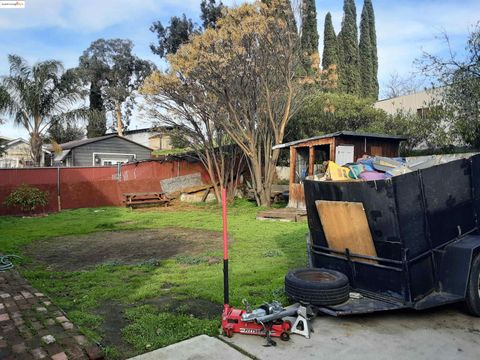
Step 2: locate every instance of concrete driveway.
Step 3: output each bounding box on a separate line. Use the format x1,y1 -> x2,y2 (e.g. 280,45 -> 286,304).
224,303 -> 480,360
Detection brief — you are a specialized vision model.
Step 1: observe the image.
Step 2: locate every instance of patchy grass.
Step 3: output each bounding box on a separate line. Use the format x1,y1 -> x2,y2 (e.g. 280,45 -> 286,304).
122,305 -> 219,352
0,200 -> 308,359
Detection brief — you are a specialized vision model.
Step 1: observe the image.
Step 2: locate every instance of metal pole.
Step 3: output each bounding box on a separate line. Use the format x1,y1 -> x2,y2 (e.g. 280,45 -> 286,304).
222,188 -> 229,306
57,167 -> 61,212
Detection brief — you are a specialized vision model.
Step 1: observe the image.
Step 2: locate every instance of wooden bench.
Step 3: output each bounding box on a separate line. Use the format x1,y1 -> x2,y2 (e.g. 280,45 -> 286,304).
123,192 -> 171,209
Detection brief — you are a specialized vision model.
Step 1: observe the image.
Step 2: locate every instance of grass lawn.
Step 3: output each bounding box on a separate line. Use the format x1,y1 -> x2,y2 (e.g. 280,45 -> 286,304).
0,200 -> 308,359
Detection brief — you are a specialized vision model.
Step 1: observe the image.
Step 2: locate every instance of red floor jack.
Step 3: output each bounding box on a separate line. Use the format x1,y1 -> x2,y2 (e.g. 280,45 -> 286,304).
220,189 -> 313,346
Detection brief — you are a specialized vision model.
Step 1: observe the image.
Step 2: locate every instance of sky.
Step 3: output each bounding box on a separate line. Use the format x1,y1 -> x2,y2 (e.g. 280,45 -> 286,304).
0,0 -> 479,139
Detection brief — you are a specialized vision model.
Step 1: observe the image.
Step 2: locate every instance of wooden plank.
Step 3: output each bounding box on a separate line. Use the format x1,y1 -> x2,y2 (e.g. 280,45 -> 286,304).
289,146 -> 296,185
200,188 -> 210,202
315,200 -> 377,262
308,146 -> 314,176
329,139 -> 336,162
292,137 -> 334,148
123,192 -> 164,197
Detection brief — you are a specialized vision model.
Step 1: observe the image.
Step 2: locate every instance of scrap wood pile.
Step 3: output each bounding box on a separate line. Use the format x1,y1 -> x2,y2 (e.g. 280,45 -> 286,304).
314,153 -> 477,182
168,183 -> 215,202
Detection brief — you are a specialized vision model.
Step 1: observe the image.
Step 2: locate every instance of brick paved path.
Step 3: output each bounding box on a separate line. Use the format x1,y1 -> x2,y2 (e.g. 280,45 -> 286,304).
0,270 -> 103,360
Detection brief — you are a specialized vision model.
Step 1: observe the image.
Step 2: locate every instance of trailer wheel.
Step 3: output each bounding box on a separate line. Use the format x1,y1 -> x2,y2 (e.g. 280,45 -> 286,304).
466,253 -> 480,317
285,268 -> 349,306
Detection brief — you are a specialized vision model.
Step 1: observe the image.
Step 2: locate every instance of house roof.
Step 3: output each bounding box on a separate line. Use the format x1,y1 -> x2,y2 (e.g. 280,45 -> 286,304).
273,131 -> 408,150
57,134 -> 153,151
6,138 -> 29,147
1,137 -> 51,153
58,134 -> 116,149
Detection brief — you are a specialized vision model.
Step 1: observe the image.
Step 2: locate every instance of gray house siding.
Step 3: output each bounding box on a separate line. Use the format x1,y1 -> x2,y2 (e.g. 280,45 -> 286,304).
71,137 -> 151,166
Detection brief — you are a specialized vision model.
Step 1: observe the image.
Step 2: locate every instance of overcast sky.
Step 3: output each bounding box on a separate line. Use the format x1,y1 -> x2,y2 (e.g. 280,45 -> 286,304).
1,0 -> 479,138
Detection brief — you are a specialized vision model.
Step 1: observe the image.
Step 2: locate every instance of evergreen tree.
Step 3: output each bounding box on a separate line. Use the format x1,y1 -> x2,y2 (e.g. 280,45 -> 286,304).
200,0 -> 224,29
150,15 -> 197,58
300,0 -> 319,57
359,2 -> 373,98
365,0 -> 378,99
262,0 -> 297,35
322,12 -> 338,70
86,77 -> 107,138
337,0 -> 360,95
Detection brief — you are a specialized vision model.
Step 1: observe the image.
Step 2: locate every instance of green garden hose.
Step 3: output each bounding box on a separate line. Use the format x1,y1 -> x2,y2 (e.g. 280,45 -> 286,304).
0,255 -> 21,271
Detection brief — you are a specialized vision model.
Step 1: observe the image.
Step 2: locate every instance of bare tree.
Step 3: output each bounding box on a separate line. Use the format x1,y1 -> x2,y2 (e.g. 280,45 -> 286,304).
164,1 -> 306,206
381,71 -> 424,99
142,72 -> 245,201
417,23 -> 480,147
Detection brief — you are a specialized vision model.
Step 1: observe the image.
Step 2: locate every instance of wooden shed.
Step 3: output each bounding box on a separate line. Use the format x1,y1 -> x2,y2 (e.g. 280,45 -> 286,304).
273,131 -> 407,209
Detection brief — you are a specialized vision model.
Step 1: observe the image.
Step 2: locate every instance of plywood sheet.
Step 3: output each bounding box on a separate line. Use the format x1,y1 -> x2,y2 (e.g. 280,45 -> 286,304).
315,200 -> 377,262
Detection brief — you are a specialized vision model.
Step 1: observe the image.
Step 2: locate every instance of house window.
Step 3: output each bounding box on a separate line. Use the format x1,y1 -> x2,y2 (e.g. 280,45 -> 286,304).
102,159 -> 128,166
93,153 -> 136,166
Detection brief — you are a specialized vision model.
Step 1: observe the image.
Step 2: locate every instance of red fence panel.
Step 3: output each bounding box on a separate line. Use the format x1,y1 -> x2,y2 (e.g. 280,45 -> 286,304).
0,160 -> 210,216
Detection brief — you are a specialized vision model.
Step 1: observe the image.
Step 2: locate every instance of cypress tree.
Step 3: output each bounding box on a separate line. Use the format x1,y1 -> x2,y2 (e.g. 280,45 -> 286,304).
322,12 -> 338,70
262,0 -> 297,35
301,0 -> 319,57
365,0 -> 378,99
359,2 -> 373,98
337,0 -> 360,95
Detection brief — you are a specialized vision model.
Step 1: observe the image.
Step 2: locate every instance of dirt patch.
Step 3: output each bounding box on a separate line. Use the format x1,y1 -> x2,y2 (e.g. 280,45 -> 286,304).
143,296 -> 222,319
95,301 -> 134,357
95,296 -> 221,356
24,227 -> 224,271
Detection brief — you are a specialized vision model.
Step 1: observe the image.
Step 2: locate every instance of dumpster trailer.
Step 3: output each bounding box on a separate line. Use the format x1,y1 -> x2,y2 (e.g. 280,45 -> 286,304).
301,154 -> 480,316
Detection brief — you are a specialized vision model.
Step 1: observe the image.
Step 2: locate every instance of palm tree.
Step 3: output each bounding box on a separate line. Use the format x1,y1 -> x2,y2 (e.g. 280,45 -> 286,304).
0,55 -> 83,165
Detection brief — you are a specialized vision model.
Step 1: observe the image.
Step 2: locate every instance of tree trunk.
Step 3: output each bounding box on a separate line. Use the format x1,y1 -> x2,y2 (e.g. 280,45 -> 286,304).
115,101 -> 124,136
248,154 -> 271,207
30,132 -> 43,166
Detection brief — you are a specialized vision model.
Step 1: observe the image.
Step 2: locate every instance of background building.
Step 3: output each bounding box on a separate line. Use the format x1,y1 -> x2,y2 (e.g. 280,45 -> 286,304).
374,88 -> 444,117
119,127 -> 173,151
0,136 -> 50,168
51,135 -> 152,167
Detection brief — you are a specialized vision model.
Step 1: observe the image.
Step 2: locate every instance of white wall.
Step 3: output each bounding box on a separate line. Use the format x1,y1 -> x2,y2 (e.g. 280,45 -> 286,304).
374,88 -> 444,115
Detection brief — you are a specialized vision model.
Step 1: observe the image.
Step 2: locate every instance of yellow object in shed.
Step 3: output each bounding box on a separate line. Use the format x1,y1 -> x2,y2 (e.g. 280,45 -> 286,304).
325,161 -> 351,181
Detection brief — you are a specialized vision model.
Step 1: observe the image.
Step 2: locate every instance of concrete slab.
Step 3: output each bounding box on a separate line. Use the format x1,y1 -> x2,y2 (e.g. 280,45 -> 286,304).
127,335 -> 251,360
224,304 -> 480,360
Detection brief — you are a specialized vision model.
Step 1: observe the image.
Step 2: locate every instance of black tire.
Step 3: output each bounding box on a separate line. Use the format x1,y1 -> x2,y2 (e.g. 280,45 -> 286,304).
285,268 -> 350,306
466,253 -> 480,316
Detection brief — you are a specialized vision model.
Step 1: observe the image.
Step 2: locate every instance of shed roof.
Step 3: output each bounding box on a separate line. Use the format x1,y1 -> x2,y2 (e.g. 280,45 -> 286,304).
57,134 -> 153,151
273,131 -> 408,150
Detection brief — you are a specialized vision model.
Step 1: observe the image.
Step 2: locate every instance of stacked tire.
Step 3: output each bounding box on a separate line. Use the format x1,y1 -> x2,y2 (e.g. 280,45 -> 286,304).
285,268 -> 350,306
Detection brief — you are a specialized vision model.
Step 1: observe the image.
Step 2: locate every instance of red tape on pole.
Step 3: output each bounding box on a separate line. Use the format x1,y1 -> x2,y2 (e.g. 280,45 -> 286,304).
222,188 -> 228,260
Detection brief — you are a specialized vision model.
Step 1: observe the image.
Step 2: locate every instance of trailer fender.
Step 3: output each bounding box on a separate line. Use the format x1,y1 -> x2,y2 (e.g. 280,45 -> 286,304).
438,235 -> 480,297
